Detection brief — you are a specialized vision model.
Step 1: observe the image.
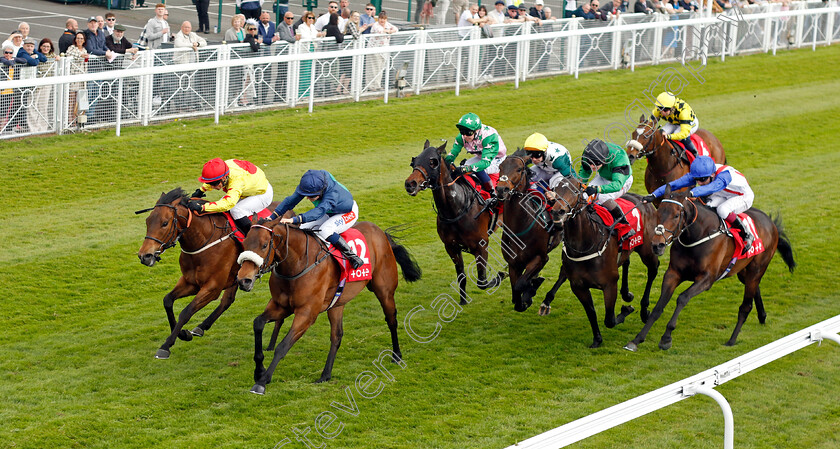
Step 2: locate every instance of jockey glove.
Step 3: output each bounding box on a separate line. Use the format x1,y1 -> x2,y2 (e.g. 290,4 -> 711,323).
192,188 -> 206,198
444,154 -> 455,165
187,201 -> 204,213
451,166 -> 465,178
642,194 -> 656,203
584,186 -> 598,196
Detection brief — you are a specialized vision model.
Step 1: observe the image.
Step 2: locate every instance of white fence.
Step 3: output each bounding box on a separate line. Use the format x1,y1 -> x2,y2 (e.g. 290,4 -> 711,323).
504,314 -> 840,449
1,1 -> 838,139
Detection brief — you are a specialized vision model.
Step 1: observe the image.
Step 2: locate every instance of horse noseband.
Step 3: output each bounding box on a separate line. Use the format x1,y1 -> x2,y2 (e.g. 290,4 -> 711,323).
654,224 -> 665,236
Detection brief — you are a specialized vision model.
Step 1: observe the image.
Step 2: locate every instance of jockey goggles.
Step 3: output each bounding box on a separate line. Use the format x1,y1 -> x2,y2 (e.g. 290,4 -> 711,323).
695,176 -> 711,182
457,126 -> 476,137
526,150 -> 544,158
657,106 -> 672,113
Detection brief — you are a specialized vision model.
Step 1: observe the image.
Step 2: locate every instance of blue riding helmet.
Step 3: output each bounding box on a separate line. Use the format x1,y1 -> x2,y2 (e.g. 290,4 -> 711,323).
295,170 -> 328,197
689,156 -> 716,178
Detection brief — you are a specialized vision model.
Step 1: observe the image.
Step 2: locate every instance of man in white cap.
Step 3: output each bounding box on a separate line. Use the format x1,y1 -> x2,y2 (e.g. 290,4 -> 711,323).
530,0 -> 547,19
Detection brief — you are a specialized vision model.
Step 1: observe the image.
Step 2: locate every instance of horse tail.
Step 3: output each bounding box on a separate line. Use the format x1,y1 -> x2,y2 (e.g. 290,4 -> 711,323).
771,213 -> 796,273
384,227 -> 422,283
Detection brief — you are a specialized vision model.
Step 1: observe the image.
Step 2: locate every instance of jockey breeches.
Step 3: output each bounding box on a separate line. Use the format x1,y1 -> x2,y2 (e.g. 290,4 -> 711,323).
465,154 -> 505,175
662,118 -> 699,138
585,175 -> 634,204
300,201 -> 359,240
707,190 -> 754,220
230,183 -> 274,220
529,167 -> 566,190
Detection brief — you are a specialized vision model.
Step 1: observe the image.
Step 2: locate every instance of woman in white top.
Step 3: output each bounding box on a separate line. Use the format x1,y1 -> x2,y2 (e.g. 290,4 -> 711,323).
366,11 -> 397,90
296,12 -> 325,96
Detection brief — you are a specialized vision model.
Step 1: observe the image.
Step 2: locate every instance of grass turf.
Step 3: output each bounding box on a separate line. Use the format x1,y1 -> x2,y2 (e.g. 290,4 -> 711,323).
1,45 -> 838,449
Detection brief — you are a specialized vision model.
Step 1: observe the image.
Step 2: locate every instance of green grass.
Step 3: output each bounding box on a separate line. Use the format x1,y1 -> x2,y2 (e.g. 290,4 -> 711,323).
2,45 -> 839,449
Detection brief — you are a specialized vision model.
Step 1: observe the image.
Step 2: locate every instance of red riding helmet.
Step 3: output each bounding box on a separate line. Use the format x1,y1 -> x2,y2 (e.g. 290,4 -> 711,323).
198,158 -> 229,183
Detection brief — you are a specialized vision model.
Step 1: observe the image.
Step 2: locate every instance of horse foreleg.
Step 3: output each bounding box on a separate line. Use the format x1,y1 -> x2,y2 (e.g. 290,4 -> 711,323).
540,265 -> 567,316
659,274 -> 714,350
446,245 -> 468,305
619,255 -> 634,303
317,306 -> 345,383
156,286 -> 221,359
571,283 -> 602,349
251,308 -> 319,395
267,320 -> 283,351
725,279 -> 758,346
192,285 -> 238,337
162,277 -> 198,332
515,255 -> 548,313
254,301 -> 290,381
605,282 -> 633,328
625,268 -> 681,352
639,253 -> 660,324
753,286 -> 766,324
508,263 -> 524,311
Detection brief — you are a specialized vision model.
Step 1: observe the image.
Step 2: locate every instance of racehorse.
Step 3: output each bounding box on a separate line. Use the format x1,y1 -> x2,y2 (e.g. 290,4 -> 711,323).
545,177 -> 661,348
625,115 -> 726,193
624,186 -> 795,351
495,152 -> 564,312
137,188 -> 284,359
236,219 -> 422,395
404,140 -> 504,305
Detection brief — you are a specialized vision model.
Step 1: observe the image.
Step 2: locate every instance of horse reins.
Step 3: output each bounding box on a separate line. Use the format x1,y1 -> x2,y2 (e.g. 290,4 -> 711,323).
271,223 -> 330,281
138,203 -> 193,261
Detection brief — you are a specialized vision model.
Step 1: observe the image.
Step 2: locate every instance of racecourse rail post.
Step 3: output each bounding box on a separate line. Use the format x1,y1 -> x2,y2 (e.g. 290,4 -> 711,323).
682,384 -> 734,449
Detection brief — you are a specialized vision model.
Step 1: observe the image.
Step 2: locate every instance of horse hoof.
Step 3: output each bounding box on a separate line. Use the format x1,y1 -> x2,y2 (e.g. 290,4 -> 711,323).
620,305 -> 635,316
724,339 -> 737,347
250,384 -> 266,395
155,348 -> 171,359
190,327 -> 205,337
659,340 -> 672,350
589,339 -> 602,349
538,304 -> 551,316
459,298 -> 468,306
314,376 -> 330,384
178,330 -> 193,341
624,342 -> 638,352
623,292 -> 634,302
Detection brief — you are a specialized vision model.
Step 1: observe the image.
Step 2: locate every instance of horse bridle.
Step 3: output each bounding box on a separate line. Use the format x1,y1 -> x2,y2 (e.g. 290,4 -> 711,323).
411,152 -> 478,223
246,224 -> 278,280
270,223 -> 331,281
409,155 -> 440,192
139,203 -> 192,261
550,178 -> 585,222
654,198 -> 701,247
496,156 -> 529,199
627,123 -> 660,159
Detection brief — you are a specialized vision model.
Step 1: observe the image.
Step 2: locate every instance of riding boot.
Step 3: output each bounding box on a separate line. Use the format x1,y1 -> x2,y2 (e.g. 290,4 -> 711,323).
680,137 -> 698,158
736,216 -> 755,249
480,181 -> 495,197
331,236 -> 365,269
233,216 -> 252,235
603,199 -> 634,238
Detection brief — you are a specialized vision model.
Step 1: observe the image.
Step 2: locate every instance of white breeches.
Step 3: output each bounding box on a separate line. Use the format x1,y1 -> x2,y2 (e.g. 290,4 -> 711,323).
300,201 -> 359,240
584,175 -> 633,204
662,118 -> 699,138
465,154 -> 505,174
230,183 -> 274,220
529,167 -> 566,189
707,190 -> 754,219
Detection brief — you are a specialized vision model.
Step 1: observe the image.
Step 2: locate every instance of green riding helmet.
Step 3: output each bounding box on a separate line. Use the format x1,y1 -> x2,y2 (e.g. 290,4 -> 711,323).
456,113 -> 482,133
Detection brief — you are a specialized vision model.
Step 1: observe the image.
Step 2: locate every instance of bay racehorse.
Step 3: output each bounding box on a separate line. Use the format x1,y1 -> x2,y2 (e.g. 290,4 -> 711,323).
545,177 -> 661,348
625,115 -> 726,193
405,140 -> 504,305
236,219 -> 422,395
137,188 -> 284,359
624,186 -> 795,351
495,152 -> 565,312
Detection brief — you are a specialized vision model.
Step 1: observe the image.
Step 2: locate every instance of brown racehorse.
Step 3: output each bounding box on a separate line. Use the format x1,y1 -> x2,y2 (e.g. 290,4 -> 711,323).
236,219 -> 422,395
137,188 -> 284,359
624,187 -> 796,352
495,152 -> 564,312
625,115 -> 726,193
545,177 -> 661,348
404,140 -> 504,305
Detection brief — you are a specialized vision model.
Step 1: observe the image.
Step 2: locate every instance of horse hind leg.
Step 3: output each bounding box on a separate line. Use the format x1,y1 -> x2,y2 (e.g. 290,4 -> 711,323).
540,266 -> 567,316
191,285 -> 238,337
659,275 -> 714,350
317,306 -> 345,383
370,278 -> 402,362
754,286 -> 767,324
726,279 -> 759,346
619,255 -> 634,303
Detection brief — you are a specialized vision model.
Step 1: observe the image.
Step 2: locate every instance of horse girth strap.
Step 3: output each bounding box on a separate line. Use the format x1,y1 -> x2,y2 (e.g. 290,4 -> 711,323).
562,237 -> 610,262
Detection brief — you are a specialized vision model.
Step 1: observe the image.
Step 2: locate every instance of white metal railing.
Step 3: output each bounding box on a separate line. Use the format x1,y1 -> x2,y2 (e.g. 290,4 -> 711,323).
504,314 -> 840,449
1,1 -> 838,139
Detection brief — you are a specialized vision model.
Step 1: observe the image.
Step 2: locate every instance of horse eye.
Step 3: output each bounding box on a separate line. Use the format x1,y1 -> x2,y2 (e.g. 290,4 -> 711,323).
429,158 -> 438,168
162,220 -> 169,226
262,243 -> 268,249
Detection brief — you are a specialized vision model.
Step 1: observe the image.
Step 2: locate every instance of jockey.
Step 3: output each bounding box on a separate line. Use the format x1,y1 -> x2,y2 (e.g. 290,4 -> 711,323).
444,112 -> 508,196
577,139 -> 634,233
189,158 -> 273,235
524,132 -> 574,193
644,156 -> 755,247
271,170 -> 365,269
652,91 -> 699,158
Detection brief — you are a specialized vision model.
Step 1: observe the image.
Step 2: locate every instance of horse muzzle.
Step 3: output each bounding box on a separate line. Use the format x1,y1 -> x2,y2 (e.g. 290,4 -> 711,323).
653,242 -> 667,257
138,252 -> 158,267
237,277 -> 255,292
405,179 -> 419,196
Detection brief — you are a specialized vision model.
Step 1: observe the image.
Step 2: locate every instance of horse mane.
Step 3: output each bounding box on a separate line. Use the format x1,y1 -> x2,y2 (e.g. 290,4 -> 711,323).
158,188 -> 189,206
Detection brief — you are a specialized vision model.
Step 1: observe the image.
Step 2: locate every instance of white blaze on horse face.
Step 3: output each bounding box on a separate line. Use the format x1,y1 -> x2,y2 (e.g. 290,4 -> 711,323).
636,127 -> 645,136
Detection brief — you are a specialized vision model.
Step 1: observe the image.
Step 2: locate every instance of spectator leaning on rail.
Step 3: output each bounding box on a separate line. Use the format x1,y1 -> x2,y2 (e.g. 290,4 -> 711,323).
316,1 -> 348,33
84,16 -> 115,60
573,1 -> 597,18
543,6 -> 556,19
190,158 -> 274,236
457,4 -> 484,37
651,91 -> 700,158
59,19 -> 79,54
2,32 -> 24,57
489,1 -> 508,24
106,24 -> 139,59
17,37 -> 45,67
271,169 -> 366,269
257,11 -> 279,45
530,0 -> 547,20
360,3 -> 377,34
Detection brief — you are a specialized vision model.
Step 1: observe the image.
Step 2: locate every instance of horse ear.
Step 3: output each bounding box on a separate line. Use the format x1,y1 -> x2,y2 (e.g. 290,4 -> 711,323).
424,139 -> 430,149
437,141 -> 448,154
639,114 -> 645,123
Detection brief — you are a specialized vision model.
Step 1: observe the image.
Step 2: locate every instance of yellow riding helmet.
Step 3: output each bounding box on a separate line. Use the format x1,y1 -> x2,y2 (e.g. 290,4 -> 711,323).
523,133 -> 549,152
655,92 -> 677,109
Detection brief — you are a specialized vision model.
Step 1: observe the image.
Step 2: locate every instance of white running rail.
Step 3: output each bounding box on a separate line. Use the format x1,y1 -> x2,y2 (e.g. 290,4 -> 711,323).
504,314 -> 840,449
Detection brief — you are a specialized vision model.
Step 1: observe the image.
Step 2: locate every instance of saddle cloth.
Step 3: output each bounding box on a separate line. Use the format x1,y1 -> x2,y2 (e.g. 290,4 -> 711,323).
225,208 -> 274,243
328,227 -> 373,282
592,198 -> 643,251
463,172 -> 500,201
727,213 -> 766,260
672,134 -> 711,164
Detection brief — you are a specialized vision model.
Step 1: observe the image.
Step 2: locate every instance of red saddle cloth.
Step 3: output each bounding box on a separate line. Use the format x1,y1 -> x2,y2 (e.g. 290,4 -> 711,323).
462,172 -> 499,201
592,198 -> 644,251
224,208 -> 274,243
672,134 -> 711,164
328,228 -> 373,282
728,213 -> 766,259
